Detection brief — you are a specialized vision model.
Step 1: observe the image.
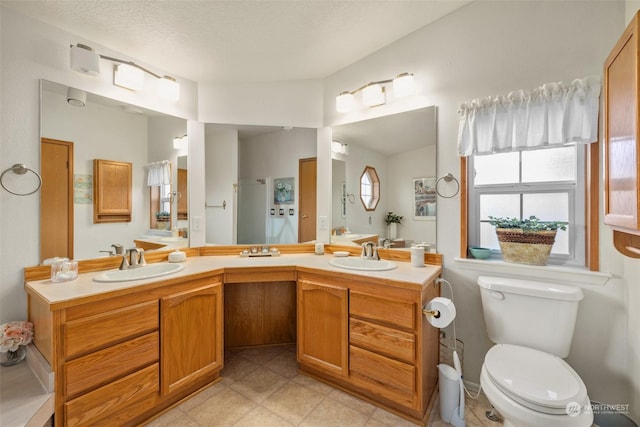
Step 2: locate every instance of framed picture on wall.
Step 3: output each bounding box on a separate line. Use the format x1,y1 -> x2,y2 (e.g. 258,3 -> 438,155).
273,177 -> 295,205
413,177 -> 436,220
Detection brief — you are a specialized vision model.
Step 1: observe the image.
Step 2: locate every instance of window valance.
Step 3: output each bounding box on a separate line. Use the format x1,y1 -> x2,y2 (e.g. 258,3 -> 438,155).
147,160 -> 171,186
457,76 -> 601,156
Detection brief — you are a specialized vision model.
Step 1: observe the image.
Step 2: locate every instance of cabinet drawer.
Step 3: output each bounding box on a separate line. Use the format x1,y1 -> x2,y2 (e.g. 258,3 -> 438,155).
64,300 -> 158,358
349,345 -> 415,405
64,363 -> 159,426
64,332 -> 159,398
350,291 -> 415,330
350,318 -> 415,363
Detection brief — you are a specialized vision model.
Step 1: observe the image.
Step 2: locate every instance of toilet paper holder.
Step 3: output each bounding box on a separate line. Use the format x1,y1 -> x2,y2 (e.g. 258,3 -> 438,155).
423,308 -> 441,318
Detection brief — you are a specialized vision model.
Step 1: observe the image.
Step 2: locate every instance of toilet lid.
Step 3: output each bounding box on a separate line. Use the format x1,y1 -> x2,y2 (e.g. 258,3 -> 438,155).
485,344 -> 588,415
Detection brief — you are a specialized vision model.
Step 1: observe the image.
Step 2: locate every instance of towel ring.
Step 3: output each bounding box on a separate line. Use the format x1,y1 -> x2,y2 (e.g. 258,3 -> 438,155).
435,173 -> 460,199
0,164 -> 42,196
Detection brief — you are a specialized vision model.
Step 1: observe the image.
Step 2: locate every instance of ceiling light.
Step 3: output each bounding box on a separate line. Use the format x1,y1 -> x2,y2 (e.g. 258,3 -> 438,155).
66,87 -> 86,107
70,44 -> 100,76
336,92 -> 355,113
114,64 -> 145,91
362,84 -> 385,107
393,73 -> 414,98
335,72 -> 414,112
158,76 -> 180,102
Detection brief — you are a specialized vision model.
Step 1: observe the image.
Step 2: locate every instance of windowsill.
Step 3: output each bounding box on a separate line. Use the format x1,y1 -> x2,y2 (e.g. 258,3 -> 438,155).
453,257 -> 612,287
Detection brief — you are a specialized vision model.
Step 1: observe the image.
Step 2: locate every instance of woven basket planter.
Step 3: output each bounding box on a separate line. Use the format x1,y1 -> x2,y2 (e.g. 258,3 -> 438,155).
496,228 -> 557,265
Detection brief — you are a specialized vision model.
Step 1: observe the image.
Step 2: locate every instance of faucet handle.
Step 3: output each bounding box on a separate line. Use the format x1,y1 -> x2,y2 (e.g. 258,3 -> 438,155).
119,254 -> 129,270
138,249 -> 147,266
111,243 -> 124,255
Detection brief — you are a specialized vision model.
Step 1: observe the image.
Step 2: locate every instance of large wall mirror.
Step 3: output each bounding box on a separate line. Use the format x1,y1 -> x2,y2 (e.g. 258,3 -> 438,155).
40,80 -> 189,261
331,106 -> 437,250
204,124 -> 317,246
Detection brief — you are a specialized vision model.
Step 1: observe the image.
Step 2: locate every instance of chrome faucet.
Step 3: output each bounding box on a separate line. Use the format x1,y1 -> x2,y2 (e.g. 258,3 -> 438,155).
120,248 -> 147,270
361,242 -> 379,260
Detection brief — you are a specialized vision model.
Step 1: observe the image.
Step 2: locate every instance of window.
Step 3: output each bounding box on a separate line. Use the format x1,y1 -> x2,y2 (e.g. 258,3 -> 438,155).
360,166 -> 380,211
467,146 -> 586,266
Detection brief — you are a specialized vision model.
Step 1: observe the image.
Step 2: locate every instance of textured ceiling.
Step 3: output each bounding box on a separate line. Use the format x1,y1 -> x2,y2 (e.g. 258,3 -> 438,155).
3,0 -> 470,83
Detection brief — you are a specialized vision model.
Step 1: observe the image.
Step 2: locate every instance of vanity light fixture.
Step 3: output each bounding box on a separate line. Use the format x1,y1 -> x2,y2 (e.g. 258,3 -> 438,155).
331,140 -> 349,155
114,64 -> 145,91
336,72 -> 415,113
69,43 -> 181,101
173,134 -> 188,150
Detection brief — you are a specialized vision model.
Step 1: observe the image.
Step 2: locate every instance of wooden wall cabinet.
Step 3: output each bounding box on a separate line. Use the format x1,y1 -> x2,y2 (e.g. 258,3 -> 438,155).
604,11 -> 640,257
177,168 -> 188,220
93,159 -> 132,223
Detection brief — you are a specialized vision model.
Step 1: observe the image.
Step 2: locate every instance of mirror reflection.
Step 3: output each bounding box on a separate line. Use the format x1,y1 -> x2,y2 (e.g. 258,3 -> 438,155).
331,106 -> 437,250
204,124 -> 317,245
40,80 -> 189,261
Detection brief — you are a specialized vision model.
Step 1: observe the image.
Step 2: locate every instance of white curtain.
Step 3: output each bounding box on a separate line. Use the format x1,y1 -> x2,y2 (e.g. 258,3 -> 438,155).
457,76 -> 601,156
147,160 -> 171,186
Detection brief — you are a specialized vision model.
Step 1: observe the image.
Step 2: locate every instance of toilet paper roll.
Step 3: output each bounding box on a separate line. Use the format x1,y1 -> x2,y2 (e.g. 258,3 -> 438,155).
411,247 -> 424,267
424,297 -> 457,328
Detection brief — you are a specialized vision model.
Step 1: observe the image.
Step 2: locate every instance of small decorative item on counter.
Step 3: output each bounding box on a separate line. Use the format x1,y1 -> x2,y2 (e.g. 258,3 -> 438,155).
314,242 -> 324,255
0,321 -> 33,366
168,250 -> 187,263
51,259 -> 78,282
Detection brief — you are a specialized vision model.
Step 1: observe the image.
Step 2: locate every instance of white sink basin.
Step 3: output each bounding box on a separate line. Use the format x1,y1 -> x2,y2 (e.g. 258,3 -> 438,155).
329,257 -> 397,271
93,263 -> 185,283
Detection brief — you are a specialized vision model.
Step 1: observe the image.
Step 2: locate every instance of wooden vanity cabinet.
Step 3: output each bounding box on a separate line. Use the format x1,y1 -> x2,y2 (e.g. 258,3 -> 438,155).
161,281 -> 223,395
297,277 -> 349,378
28,274 -> 224,427
604,11 -> 640,257
296,271 -> 440,424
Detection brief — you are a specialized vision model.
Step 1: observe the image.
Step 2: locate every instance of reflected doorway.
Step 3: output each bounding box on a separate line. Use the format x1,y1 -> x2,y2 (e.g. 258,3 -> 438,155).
237,177 -> 268,244
40,138 -> 74,261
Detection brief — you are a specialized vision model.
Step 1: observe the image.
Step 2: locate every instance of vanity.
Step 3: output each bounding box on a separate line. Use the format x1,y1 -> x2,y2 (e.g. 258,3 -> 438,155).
24,246 -> 442,426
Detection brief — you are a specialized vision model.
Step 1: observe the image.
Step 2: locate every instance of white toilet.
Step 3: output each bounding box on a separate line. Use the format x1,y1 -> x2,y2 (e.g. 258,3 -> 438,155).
477,276 -> 593,427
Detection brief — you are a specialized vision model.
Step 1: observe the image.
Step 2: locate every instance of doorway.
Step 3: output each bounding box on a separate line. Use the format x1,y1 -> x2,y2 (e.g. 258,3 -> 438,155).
40,138 -> 74,262
237,177 -> 268,244
298,157 -> 317,243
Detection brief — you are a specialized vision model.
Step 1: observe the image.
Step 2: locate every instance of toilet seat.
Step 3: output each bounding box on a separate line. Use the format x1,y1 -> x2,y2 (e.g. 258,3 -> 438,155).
484,344 -> 588,415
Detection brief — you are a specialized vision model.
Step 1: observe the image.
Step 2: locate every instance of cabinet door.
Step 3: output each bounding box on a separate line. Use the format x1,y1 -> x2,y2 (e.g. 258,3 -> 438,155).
93,159 -> 132,223
604,16 -> 640,230
297,279 -> 348,377
161,282 -> 223,395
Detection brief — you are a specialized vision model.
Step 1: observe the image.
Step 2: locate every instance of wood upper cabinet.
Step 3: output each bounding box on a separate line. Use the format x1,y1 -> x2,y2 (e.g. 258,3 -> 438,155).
93,159 -> 132,223
177,168 -> 188,220
161,281 -> 223,396
604,11 -> 640,256
297,277 -> 348,378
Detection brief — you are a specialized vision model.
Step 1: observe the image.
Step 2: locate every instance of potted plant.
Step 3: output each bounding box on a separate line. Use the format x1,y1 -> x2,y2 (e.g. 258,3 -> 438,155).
488,216 -> 567,265
155,211 -> 170,230
385,212 -> 403,240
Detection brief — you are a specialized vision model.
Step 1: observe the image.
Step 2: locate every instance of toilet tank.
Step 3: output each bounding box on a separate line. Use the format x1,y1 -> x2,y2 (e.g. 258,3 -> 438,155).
478,276 -> 584,357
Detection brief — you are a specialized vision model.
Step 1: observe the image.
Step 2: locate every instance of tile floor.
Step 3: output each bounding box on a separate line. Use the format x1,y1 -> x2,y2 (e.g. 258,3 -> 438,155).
145,344 -> 502,427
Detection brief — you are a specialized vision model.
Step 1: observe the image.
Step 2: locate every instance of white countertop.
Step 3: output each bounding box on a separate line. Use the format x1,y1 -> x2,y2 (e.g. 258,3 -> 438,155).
26,253 -> 441,305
